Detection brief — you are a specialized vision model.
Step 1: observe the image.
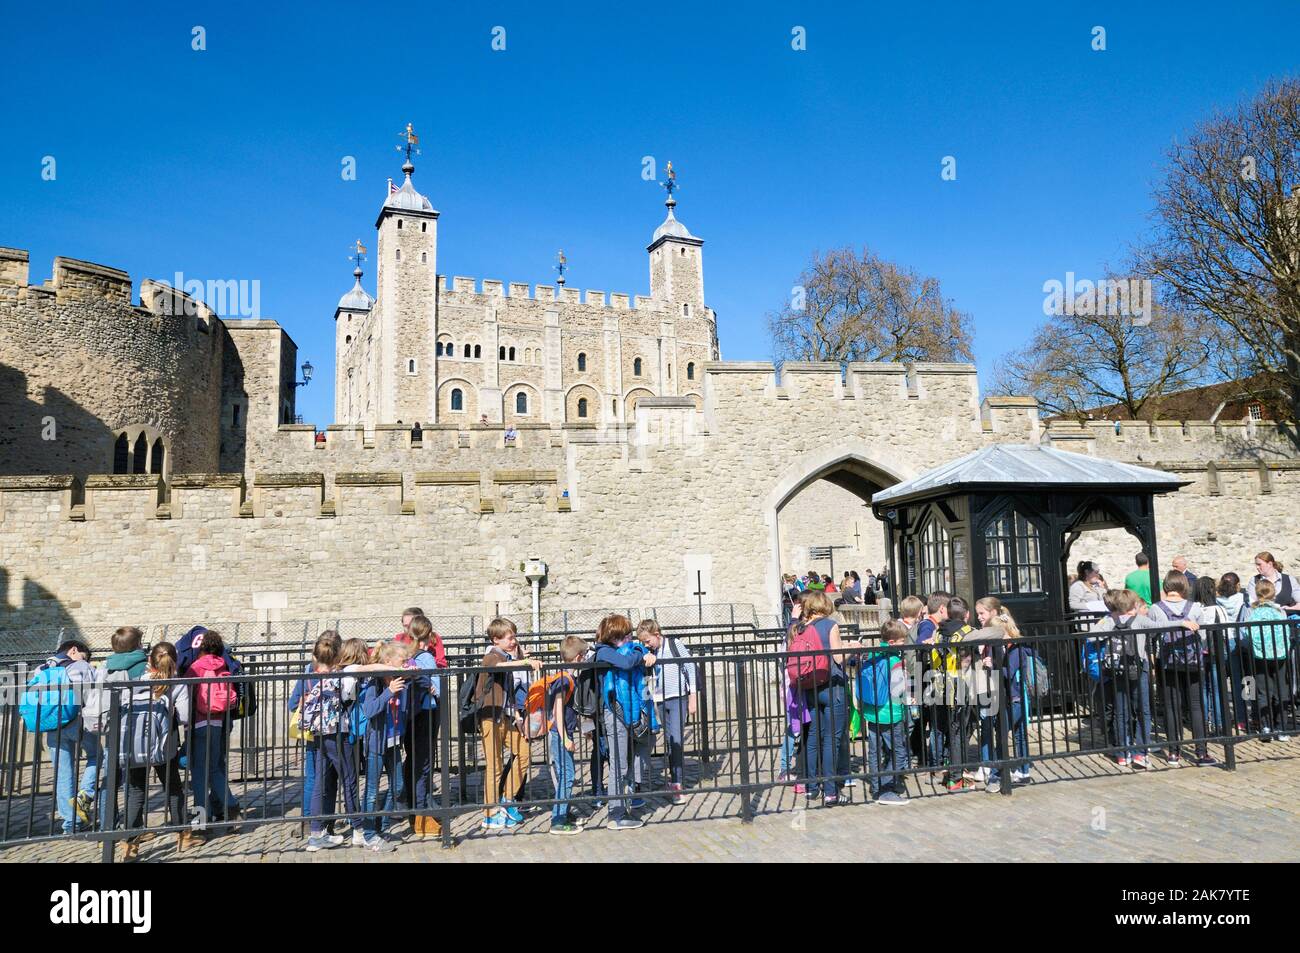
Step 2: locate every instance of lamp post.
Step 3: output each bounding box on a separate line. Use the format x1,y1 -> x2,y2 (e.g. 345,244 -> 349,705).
289,361 -> 313,424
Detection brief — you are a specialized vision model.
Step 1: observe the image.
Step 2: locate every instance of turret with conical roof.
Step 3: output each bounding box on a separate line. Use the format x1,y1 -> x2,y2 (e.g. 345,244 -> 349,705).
647,161 -> 707,325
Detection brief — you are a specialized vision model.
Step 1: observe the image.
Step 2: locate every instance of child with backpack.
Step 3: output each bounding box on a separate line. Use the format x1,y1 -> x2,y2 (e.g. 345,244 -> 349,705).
183,630 -> 243,834
1148,572 -> 1214,766
860,620 -> 910,804
114,642 -> 195,861
1093,589 -> 1157,769
1246,579 -> 1293,742
474,618 -> 543,831
788,590 -> 848,806
357,640 -> 415,850
973,598 -> 1038,790
289,631 -> 342,833
538,636 -> 586,835
595,614 -> 658,829
298,635 -> 363,851
931,597 -> 976,790
636,619 -> 697,803
405,616 -> 444,838
20,636 -> 99,835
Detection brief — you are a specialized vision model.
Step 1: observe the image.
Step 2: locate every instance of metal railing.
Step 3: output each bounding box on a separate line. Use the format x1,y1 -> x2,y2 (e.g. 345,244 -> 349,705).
2,617 -> 1295,860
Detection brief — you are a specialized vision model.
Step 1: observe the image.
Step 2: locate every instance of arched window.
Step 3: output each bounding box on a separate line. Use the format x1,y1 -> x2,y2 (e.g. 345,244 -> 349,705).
984,510 -> 1043,594
345,335 -> 352,345
397,219 -> 403,229
524,348 -> 532,363
132,433 -> 148,474
920,518 -> 951,595
113,433 -> 129,473
421,222 -> 427,232
509,347 -> 516,362
687,362 -> 695,380
633,357 -> 643,376
578,397 -> 588,419
446,341 -> 453,356
395,248 -> 401,261
515,391 -> 528,415
150,438 -> 165,474
499,346 -> 506,361
683,303 -> 690,317
408,359 -> 417,374
436,342 -> 443,356
474,345 -> 481,358
668,364 -> 672,380
420,252 -> 427,264
463,343 -> 471,358
577,352 -> 587,372
451,388 -> 464,411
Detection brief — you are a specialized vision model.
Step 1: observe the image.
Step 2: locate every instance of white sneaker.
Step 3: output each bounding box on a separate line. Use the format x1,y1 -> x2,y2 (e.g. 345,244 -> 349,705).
1278,734 -> 1293,742
1010,768 -> 1033,784
962,767 -> 990,783
352,829 -> 367,848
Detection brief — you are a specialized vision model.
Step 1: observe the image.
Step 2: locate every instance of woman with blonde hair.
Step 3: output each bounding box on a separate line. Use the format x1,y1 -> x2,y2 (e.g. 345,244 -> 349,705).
791,589 -> 849,806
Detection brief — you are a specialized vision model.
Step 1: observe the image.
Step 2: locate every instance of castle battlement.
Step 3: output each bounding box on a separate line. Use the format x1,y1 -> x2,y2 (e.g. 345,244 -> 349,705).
431,274 -> 663,312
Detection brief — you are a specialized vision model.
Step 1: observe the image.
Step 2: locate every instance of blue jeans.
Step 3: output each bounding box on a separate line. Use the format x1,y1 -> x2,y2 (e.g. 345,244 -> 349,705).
190,724 -> 239,821
311,736 -> 359,836
779,728 -> 797,777
548,730 -> 575,823
800,683 -> 846,798
986,709 -> 1030,783
302,741 -> 320,819
45,724 -> 100,834
363,745 -> 405,834
866,719 -> 908,796
1112,670 -> 1152,759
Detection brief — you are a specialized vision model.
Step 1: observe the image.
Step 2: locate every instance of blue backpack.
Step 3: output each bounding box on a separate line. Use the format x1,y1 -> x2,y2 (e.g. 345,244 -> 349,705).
1081,639 -> 1106,681
857,653 -> 894,708
19,660 -> 80,732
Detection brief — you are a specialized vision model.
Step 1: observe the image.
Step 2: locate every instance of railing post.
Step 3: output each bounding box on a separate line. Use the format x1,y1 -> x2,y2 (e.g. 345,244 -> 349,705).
734,658 -> 753,823
101,690 -> 122,864
1214,625 -> 1236,771
995,641 -> 1013,797
438,671 -> 454,848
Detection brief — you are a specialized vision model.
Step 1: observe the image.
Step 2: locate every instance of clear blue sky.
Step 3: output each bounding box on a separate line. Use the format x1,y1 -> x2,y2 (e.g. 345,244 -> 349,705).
4,1 -> 1297,426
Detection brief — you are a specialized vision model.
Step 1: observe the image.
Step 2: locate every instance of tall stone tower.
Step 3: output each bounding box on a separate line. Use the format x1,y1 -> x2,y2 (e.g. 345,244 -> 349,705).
374,126 -> 439,425
647,162 -> 706,320
333,243 -> 374,423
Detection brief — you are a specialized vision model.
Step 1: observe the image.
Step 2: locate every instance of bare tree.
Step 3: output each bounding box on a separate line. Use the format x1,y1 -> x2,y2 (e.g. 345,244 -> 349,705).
768,245 -> 975,364
1141,76 -> 1300,439
993,277 -> 1212,420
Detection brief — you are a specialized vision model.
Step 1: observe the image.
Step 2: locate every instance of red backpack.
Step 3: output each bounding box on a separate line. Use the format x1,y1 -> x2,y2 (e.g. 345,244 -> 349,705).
786,622 -> 831,691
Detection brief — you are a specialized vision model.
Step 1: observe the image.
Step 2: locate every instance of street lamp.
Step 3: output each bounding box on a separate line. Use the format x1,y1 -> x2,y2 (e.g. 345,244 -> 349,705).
292,360 -> 313,389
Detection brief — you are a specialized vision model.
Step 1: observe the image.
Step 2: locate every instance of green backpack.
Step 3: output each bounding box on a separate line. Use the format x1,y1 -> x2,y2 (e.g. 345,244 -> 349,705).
1248,603 -> 1290,660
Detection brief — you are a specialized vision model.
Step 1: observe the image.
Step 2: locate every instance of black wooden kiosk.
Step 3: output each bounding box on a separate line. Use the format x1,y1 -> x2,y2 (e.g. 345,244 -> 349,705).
870,445 -> 1190,623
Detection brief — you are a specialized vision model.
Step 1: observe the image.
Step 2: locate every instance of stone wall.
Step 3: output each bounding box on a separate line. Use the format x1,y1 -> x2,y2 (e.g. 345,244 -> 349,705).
0,251 -> 224,480
2,361 -> 1299,633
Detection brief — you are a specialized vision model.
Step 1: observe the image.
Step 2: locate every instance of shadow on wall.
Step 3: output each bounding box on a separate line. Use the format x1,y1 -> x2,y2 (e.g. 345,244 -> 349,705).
219,326 -> 247,474
0,362 -> 117,481
0,566 -> 87,657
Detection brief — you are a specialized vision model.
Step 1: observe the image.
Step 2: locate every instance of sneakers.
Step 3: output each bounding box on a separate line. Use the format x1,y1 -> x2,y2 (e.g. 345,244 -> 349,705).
843,777 -> 860,787
609,817 -> 645,830
962,767 -> 990,783
669,783 -> 685,805
876,791 -> 909,806
501,803 -> 525,824
629,797 -> 647,810
1166,755 -> 1183,768
793,783 -> 807,795
943,777 -> 967,792
549,822 -> 582,836
1131,755 -> 1150,770
822,794 -> 840,808
986,780 -> 1002,794
364,833 -> 395,852
481,812 -> 517,832
1278,734 -> 1293,742
305,833 -> 343,852
1010,768 -> 1033,785
72,792 -> 95,826
352,829 -> 368,848
1191,755 -> 1219,767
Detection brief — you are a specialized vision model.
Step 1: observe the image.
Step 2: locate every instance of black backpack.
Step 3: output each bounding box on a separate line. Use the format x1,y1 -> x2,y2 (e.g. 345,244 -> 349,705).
457,674 -> 484,733
572,665 -> 601,719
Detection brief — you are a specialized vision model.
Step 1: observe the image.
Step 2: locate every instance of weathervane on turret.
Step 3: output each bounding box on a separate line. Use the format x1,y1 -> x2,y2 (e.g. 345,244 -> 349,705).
396,122 -> 421,173
350,239 -> 367,277
661,160 -> 678,210
555,249 -> 567,287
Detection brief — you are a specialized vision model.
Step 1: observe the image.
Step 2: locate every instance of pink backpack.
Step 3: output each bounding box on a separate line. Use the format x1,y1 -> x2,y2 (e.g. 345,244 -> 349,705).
194,660 -> 237,716
786,622 -> 832,691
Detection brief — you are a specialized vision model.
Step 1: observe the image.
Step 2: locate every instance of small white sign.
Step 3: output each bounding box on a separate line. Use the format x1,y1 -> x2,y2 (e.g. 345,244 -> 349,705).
683,554 -> 713,603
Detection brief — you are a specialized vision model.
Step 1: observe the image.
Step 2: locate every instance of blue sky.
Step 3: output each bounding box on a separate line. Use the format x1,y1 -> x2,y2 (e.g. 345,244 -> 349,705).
3,2 -> 1297,426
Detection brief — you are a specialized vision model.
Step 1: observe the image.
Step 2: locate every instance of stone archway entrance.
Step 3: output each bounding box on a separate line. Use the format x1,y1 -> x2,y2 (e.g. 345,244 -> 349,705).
763,445 -> 909,618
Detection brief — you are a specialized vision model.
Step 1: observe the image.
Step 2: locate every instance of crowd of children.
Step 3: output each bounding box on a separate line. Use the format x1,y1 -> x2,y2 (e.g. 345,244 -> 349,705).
17,551 -> 1297,854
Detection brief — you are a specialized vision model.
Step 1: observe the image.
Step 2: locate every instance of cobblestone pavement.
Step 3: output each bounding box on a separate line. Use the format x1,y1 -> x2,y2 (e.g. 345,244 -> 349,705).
5,742 -> 1298,863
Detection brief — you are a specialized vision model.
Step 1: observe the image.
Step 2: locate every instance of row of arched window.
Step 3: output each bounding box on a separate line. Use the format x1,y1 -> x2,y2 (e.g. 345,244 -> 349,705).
429,345 -> 696,382
112,431 -> 166,475
437,342 -> 482,359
